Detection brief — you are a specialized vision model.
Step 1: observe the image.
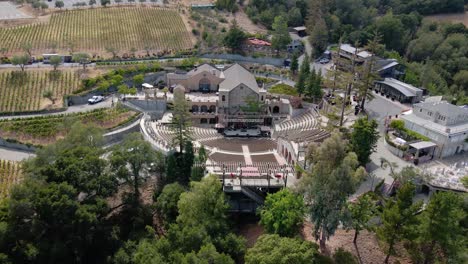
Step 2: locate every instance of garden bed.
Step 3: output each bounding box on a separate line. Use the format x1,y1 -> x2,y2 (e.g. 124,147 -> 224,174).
0,105 -> 138,146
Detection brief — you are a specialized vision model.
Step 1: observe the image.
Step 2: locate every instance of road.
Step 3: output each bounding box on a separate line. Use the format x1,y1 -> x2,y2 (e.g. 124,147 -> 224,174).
0,97 -> 115,120
290,33 -> 330,77
0,147 -> 35,161
353,93 -> 413,196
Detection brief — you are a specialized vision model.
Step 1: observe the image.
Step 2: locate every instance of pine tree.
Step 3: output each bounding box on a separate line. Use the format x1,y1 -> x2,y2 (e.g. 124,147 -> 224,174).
290,53 -> 299,75
377,183 -> 422,264
305,68 -> 317,100
296,56 -> 310,96
409,192 -> 466,264
347,194 -> 376,244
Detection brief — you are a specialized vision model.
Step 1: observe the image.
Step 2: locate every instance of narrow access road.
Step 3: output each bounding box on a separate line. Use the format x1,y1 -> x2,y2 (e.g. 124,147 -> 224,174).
0,147 -> 35,161
0,97 -> 115,120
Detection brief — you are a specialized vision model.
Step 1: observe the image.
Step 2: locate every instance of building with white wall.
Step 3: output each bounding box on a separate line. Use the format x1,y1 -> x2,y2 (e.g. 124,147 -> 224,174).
401,101 -> 468,158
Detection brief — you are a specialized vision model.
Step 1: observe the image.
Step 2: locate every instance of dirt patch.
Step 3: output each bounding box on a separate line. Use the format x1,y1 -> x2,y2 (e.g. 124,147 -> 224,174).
302,221 -> 412,264
425,12 -> 468,26
231,8 -> 267,35
234,215 -> 265,247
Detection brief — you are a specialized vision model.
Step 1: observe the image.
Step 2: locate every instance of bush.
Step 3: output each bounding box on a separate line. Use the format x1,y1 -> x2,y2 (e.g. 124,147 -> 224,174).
390,119 -> 405,130
269,83 -> 298,96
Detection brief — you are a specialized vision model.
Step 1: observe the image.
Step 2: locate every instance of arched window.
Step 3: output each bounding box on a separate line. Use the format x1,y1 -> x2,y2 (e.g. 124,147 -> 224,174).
261,96 -> 264,101
201,105 -> 208,112
192,105 -> 199,112
209,105 -> 216,113
273,106 -> 280,113
222,95 -> 226,102
199,78 -> 211,92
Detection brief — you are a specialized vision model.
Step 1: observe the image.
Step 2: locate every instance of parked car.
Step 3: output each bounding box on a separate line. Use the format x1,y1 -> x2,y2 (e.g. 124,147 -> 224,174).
319,58 -> 330,64
88,95 -> 104,104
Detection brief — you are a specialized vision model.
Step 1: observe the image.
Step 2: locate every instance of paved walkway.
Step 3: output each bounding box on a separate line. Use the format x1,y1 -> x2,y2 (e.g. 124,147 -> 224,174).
242,145 -> 253,165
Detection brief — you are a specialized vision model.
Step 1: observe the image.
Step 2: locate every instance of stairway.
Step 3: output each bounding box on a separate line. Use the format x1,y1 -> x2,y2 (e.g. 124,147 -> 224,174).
241,186 -> 265,205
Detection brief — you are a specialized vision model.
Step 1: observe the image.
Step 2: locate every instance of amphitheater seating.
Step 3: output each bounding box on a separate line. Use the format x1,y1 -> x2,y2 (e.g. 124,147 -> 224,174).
145,122 -> 224,151
275,109 -> 320,134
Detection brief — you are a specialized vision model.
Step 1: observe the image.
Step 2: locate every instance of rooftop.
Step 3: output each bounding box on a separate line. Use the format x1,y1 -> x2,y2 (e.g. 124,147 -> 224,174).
219,64 -> 259,93
376,78 -> 422,97
375,58 -> 399,72
293,26 -> 306,31
415,101 -> 468,119
187,63 -> 222,78
340,44 -> 373,58
402,112 -> 468,135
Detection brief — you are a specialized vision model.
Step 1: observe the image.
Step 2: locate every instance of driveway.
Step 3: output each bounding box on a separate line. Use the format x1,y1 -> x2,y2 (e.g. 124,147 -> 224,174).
290,33 -> 330,78
353,92 -> 413,196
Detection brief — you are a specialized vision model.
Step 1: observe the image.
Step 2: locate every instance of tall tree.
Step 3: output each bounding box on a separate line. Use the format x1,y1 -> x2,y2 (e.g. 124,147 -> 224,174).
346,194 -> 376,244
271,16 -> 291,52
290,53 -> 299,75
170,88 -> 192,153
110,133 -> 164,206
300,132 -> 364,250
305,67 -> 316,100
259,189 -> 305,237
408,192 -> 466,264
223,21 -> 246,51
156,182 -> 186,225
0,124 -> 118,263
296,55 -> 310,96
349,117 -> 379,166
339,41 -> 360,127
377,183 -> 422,264
309,16 -> 329,57
359,31 -> 383,110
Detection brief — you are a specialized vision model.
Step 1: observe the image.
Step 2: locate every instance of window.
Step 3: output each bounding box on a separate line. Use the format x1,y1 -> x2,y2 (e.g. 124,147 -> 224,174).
428,112 -> 432,116
419,108 -> 422,112
261,96 -> 264,101
222,95 -> 225,101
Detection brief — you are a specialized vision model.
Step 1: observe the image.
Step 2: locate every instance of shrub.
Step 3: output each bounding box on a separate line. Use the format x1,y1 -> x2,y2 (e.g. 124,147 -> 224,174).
269,83 -> 298,96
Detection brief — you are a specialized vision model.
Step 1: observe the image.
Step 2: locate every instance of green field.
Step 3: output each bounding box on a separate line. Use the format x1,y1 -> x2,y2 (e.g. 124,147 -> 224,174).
0,7 -> 193,55
0,69 -> 80,113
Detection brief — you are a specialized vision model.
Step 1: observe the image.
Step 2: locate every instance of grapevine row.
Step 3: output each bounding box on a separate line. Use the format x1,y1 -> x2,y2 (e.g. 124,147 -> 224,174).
0,70 -> 80,113
0,160 -> 22,198
0,7 -> 192,55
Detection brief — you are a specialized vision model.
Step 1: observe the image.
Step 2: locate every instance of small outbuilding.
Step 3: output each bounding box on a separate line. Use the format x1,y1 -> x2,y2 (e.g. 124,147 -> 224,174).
293,26 -> 307,37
